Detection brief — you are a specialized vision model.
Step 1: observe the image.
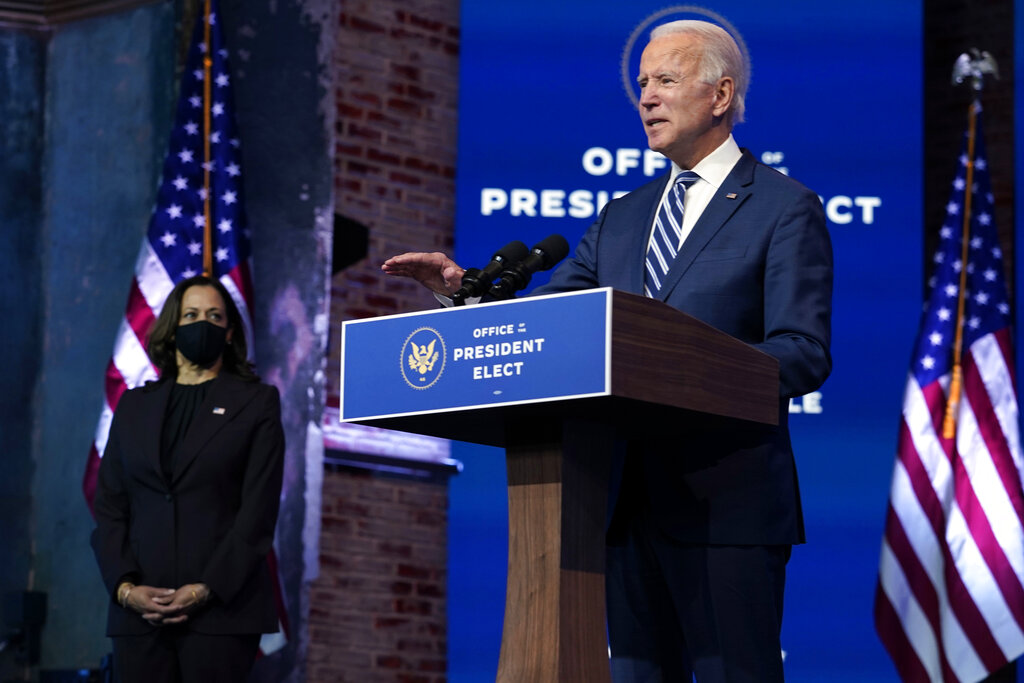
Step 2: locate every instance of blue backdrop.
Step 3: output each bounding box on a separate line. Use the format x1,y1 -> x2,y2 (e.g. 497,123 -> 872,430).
449,2 -> 922,680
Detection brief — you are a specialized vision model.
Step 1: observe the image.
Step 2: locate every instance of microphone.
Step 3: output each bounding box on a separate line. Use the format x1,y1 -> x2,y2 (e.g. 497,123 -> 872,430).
451,240 -> 530,305
488,234 -> 570,300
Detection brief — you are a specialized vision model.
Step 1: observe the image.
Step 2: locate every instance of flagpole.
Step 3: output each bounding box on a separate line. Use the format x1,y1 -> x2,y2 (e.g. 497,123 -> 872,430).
201,0 -> 213,276
941,100 -> 977,439
941,49 -> 999,440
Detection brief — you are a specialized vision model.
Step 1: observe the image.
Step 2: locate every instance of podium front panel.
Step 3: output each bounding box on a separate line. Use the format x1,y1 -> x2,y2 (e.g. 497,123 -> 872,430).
341,288 -> 613,422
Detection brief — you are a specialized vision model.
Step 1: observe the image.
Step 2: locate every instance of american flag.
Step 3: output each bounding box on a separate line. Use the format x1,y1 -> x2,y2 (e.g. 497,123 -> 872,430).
875,102 -> 1024,682
81,0 -> 288,656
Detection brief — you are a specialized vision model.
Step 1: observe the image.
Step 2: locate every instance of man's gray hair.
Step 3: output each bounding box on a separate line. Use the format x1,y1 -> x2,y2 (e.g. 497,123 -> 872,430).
650,20 -> 749,123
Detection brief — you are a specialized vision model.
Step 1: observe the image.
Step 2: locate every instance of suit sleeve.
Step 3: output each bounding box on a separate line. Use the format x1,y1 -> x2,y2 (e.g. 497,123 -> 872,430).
201,384 -> 285,605
533,205 -> 605,294
90,402 -> 142,600
754,187 -> 833,398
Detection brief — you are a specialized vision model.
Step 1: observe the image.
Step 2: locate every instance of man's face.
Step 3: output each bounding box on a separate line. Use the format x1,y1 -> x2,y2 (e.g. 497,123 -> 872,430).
637,33 -> 730,168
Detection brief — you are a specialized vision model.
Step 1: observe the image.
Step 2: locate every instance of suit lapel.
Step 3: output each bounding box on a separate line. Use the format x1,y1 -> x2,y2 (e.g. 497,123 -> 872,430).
172,373 -> 258,484
656,151 -> 757,301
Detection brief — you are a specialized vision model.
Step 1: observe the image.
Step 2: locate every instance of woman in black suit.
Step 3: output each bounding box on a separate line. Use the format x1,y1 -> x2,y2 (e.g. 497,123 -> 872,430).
91,275 -> 285,682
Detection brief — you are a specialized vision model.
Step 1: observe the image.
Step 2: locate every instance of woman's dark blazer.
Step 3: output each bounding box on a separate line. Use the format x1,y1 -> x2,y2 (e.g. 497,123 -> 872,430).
91,372 -> 285,636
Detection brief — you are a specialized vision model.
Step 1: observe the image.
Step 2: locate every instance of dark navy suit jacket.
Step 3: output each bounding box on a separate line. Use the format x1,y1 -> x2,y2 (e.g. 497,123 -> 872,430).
91,372 -> 284,636
534,149 -> 833,546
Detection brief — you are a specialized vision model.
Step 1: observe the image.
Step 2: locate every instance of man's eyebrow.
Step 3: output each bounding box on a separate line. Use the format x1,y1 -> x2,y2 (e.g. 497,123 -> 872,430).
637,70 -> 678,83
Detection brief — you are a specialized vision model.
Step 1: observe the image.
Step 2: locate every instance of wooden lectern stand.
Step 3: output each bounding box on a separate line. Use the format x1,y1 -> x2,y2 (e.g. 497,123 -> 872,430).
341,289 -> 779,682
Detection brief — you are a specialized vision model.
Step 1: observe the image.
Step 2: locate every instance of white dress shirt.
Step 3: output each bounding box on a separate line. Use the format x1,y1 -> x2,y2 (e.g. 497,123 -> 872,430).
649,135 -> 743,251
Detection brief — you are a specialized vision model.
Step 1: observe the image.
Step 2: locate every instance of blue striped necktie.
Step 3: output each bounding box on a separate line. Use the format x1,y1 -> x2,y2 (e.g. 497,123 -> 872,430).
644,171 -> 701,296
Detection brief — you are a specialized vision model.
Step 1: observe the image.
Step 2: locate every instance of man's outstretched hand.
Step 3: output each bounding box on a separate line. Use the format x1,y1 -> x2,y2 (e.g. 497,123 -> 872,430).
382,252 -> 465,297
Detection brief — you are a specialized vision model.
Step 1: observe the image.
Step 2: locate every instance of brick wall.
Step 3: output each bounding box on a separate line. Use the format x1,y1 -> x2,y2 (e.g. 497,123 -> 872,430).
308,465 -> 450,682
312,0 -> 460,680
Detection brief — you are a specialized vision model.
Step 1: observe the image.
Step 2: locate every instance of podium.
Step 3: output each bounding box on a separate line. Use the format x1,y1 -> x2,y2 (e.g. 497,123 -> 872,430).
340,288 -> 779,681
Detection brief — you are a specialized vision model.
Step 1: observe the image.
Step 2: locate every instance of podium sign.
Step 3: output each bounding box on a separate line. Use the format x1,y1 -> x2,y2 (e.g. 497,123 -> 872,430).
341,288 -> 613,422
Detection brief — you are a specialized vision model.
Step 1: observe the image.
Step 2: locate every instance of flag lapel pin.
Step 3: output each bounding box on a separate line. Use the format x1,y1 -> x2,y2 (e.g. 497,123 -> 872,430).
213,407 -> 226,415
725,192 -> 738,199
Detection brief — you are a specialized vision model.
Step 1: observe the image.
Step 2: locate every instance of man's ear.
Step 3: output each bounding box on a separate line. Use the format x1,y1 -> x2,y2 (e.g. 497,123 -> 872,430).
712,77 -> 735,118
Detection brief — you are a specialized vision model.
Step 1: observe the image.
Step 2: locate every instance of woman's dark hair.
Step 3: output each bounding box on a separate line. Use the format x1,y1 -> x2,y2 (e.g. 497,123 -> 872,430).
147,275 -> 258,381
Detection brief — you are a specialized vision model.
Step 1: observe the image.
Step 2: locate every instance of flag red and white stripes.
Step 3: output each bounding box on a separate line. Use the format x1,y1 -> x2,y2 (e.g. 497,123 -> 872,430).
875,102 -> 1024,682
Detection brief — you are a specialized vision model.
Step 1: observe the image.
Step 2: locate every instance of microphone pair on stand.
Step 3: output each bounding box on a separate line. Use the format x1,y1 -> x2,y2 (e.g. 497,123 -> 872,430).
451,235 -> 570,306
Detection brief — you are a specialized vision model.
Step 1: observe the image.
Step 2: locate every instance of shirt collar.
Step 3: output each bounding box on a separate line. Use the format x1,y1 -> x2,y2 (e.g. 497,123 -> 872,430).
670,135 -> 742,190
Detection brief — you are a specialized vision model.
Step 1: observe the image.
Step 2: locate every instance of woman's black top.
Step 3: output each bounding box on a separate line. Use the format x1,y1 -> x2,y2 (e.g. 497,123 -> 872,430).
159,379 -> 214,482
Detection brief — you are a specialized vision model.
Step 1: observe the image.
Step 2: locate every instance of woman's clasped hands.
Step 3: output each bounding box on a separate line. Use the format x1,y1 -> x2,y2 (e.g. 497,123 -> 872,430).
119,582 -> 211,626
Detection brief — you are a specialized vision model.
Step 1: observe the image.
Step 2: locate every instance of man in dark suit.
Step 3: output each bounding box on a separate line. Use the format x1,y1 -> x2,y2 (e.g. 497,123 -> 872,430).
384,19 -> 832,682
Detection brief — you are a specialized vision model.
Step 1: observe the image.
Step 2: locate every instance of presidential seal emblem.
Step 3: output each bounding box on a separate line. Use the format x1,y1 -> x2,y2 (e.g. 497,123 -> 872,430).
400,327 -> 446,390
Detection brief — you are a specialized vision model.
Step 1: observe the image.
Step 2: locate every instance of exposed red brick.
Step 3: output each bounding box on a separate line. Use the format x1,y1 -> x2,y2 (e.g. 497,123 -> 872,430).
352,91 -> 383,107
414,510 -> 444,525
378,541 -> 413,557
396,675 -> 430,683
377,655 -> 404,669
346,160 -> 381,177
338,103 -> 364,120
416,583 -> 443,598
390,63 -> 421,81
407,14 -> 444,32
388,171 -> 422,186
347,123 -> 383,142
386,97 -> 421,115
337,178 -> 362,193
394,598 -> 433,616
396,564 -> 432,580
365,294 -> 398,309
403,157 -> 440,174
417,659 -> 446,673
367,148 -> 402,166
406,85 -> 437,102
335,142 -> 364,158
350,15 -> 387,33
375,616 -> 411,629
366,110 -> 404,130
397,638 -> 435,653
